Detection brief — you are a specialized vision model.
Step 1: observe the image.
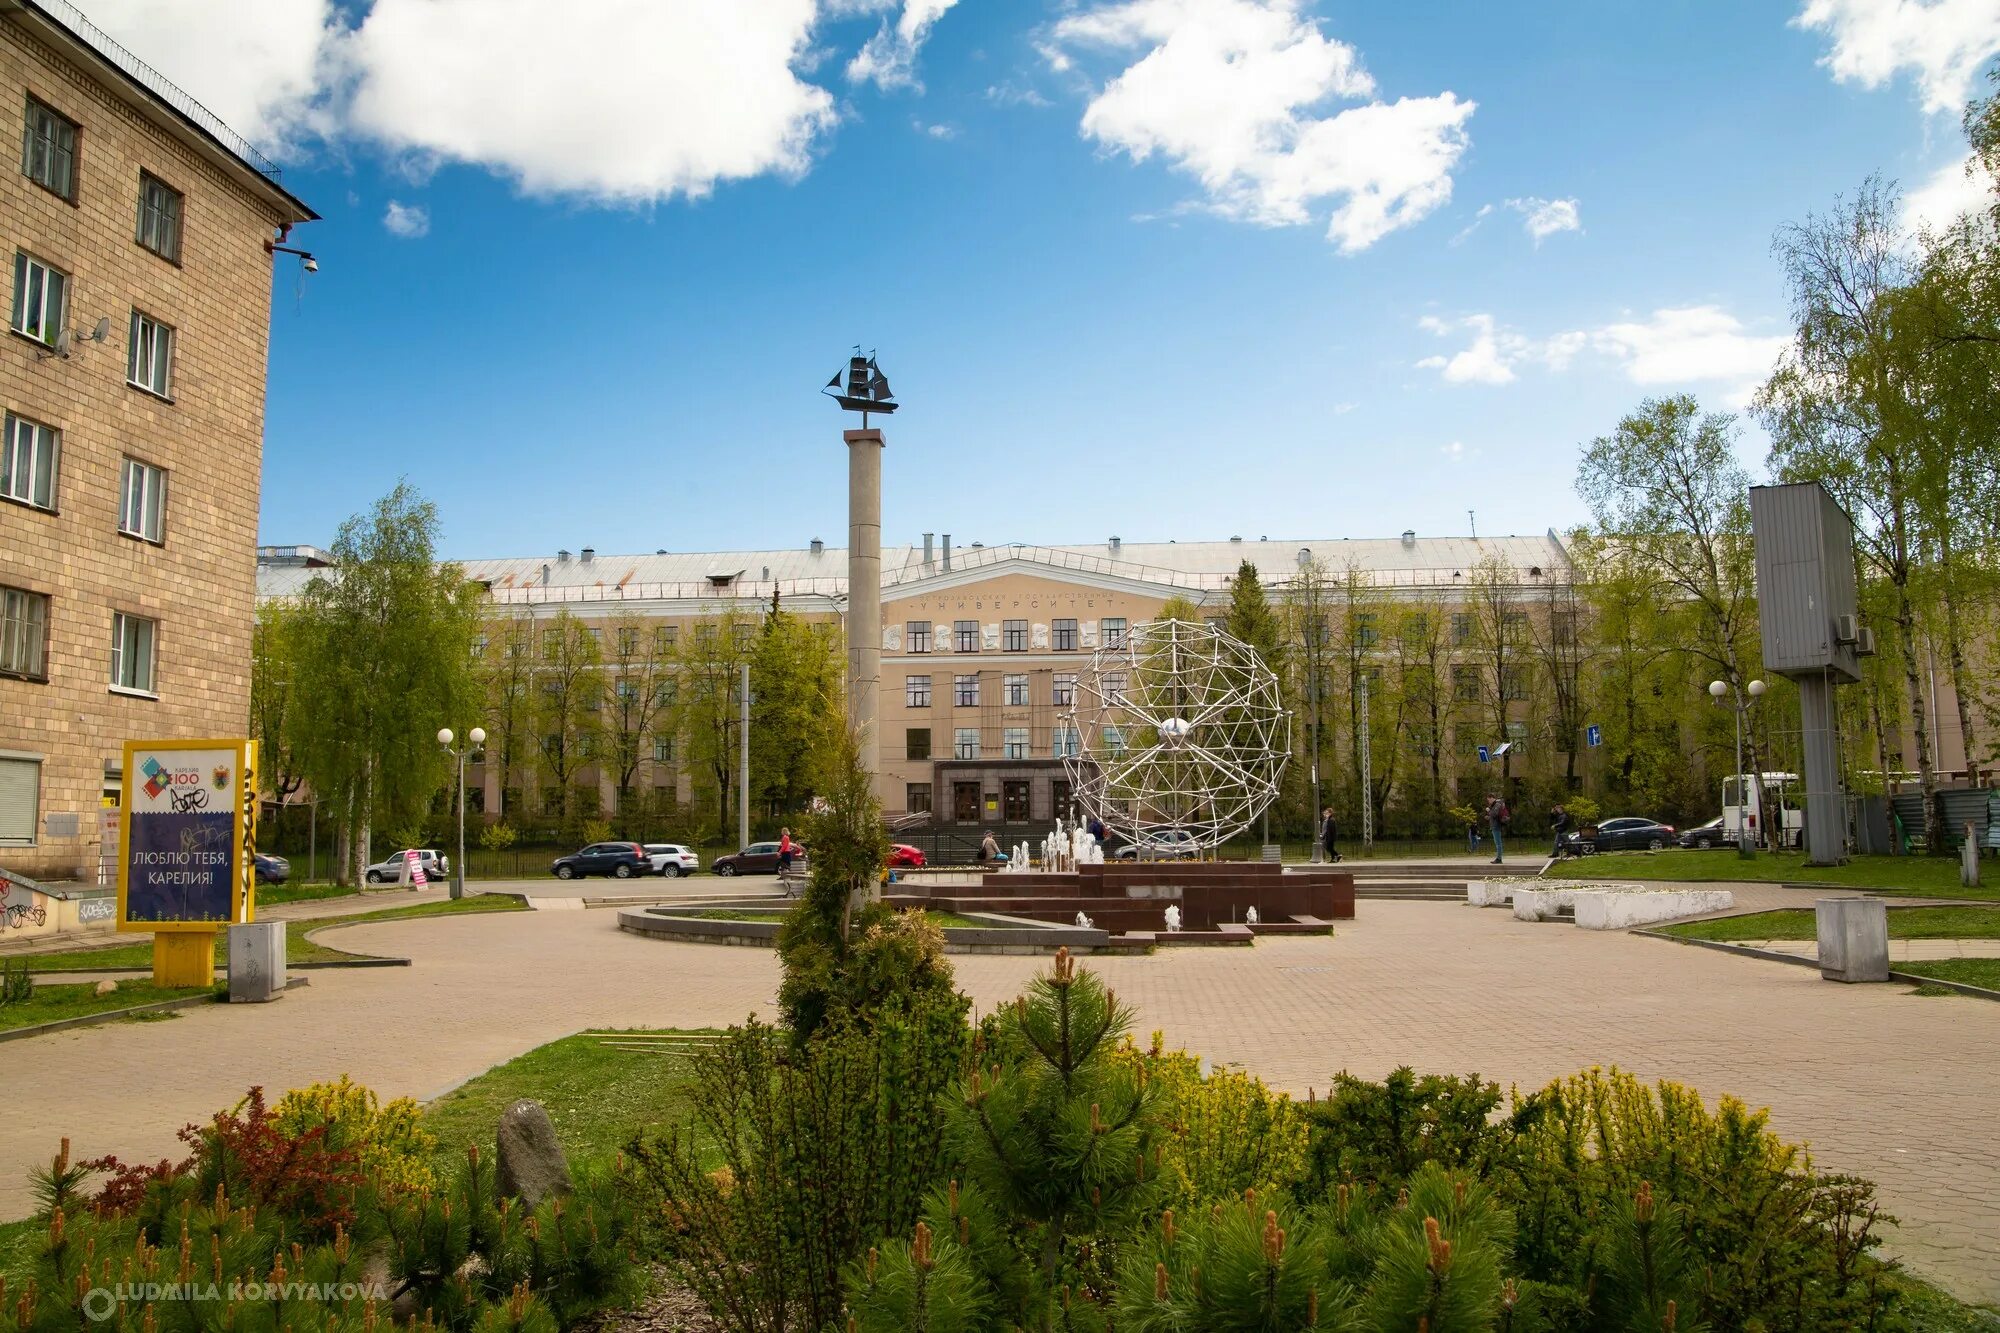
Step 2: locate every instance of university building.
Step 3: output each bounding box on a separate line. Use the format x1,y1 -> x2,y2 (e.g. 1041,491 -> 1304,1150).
259,532 -> 1572,831
0,0 -> 316,879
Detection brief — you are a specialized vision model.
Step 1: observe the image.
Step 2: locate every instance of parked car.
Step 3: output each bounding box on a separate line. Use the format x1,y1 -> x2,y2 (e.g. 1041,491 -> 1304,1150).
1678,816 -> 1727,849
644,843 -> 701,877
711,841 -> 805,876
1568,817 -> 1677,854
362,848 -> 449,884
253,853 -> 289,885
1112,828 -> 1200,860
551,842 -> 651,880
887,843 -> 926,869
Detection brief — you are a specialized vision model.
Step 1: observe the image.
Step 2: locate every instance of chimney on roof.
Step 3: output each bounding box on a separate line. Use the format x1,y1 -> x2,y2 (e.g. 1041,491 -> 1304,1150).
1401,529 -> 1416,547
1109,536 -> 1121,553
810,538 -> 824,556
922,532 -> 934,570
540,564 -> 551,584
1230,535 -> 1242,543
942,534 -> 952,572
557,549 -> 571,563
580,547 -> 594,563
761,565 -> 770,580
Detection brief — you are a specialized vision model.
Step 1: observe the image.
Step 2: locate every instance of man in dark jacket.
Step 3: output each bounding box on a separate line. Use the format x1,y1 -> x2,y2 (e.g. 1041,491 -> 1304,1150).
1549,804 -> 1570,859
1320,807 -> 1341,863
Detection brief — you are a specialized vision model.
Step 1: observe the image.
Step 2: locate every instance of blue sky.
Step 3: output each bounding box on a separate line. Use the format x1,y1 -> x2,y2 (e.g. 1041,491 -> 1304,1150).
83,0 -> 2000,559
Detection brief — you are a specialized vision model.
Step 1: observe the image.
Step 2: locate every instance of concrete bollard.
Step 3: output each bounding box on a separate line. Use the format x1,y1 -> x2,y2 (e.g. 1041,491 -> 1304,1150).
1815,898 -> 1888,983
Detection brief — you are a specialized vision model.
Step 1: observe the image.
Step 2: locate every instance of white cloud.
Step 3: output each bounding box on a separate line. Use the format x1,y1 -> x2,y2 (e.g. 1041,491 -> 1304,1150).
848,0 -> 962,90
74,0 -> 341,150
382,200 -> 429,237
1416,306 -> 1785,401
1050,0 -> 1475,252
1794,0 -> 2000,114
1903,152 -> 1997,234
987,81 -> 1053,108
914,119 -> 957,139
1450,202 -> 1494,245
343,0 -> 838,204
1505,196 -> 1581,243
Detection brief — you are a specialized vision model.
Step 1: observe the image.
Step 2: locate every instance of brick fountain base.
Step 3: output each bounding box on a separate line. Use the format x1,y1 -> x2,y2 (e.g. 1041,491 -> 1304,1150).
886,860 -> 1354,946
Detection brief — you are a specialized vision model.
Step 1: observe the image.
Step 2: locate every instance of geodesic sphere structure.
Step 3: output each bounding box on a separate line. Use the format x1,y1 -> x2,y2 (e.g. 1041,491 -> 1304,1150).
1061,618 -> 1289,850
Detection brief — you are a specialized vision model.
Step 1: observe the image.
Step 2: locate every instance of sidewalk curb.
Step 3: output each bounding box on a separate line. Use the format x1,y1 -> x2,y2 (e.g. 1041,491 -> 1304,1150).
1635,929 -> 2000,1001
0,978 -> 310,1044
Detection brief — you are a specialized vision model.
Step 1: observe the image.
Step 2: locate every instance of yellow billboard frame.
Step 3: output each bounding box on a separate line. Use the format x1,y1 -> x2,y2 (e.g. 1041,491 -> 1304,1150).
117,738 -> 258,986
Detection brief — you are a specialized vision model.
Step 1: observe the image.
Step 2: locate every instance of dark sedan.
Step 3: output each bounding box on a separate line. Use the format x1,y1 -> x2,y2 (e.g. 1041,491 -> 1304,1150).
1568,817 -> 1677,854
1677,817 -> 1727,849
711,841 -> 804,876
253,853 -> 290,885
551,842 -> 651,880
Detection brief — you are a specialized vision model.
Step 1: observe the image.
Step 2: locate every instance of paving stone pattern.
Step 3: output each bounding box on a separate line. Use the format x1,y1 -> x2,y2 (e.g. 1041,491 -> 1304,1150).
3,897 -> 1995,1302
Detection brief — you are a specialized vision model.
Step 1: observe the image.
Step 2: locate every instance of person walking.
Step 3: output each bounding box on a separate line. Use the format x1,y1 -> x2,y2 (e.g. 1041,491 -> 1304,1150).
1548,803 -> 1570,859
777,827 -> 795,875
1484,793 -> 1509,864
1319,807 -> 1341,863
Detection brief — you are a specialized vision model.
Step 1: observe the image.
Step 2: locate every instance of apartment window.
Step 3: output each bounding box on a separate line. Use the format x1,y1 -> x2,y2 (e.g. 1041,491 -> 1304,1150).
470,635 -> 487,659
1502,611 -> 1529,641
906,674 -> 932,707
1004,727 -> 1029,759
541,679 -> 560,700
954,728 -> 980,760
1,586 -> 49,681
1356,612 -> 1379,648
907,728 -> 931,760
1104,670 -> 1127,703
952,781 -> 979,822
1003,779 -> 1030,821
127,310 -> 175,397
907,621 -> 931,653
1052,725 -> 1079,759
1552,610 -> 1578,646
110,612 -> 157,694
21,97 -> 77,200
1003,674 -> 1028,706
1052,673 -> 1076,707
655,625 -> 677,651
583,688 -> 601,711
1402,613 -> 1430,650
954,673 -> 979,707
615,677 -> 639,703
906,782 -> 932,815
11,252 -> 68,345
954,620 -> 979,652
0,754 -> 41,846
1507,720 -> 1530,742
2,412 -> 58,511
653,678 -> 678,706
135,173 -> 184,262
1452,665 -> 1480,702
1502,665 -> 1529,701
1003,619 -> 1027,651
617,627 -> 639,655
1451,613 -> 1472,645
653,737 -> 675,763
506,637 -> 525,659
1052,618 -> 1078,651
1103,725 -> 1126,756
585,626 -> 602,645
577,734 -> 595,758
733,622 -> 754,647
117,458 -> 166,543
1100,617 -> 1127,649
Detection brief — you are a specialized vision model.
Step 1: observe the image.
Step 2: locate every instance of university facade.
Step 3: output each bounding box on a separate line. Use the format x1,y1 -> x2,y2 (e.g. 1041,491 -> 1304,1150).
0,0 -> 315,879
258,533 -> 1573,830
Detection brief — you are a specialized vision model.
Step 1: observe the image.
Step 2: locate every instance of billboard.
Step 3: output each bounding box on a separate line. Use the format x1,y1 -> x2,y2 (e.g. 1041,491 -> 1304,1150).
118,739 -> 256,932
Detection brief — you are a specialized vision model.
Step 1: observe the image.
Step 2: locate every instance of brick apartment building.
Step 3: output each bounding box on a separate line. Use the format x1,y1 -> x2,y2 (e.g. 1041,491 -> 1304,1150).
0,0 -> 315,879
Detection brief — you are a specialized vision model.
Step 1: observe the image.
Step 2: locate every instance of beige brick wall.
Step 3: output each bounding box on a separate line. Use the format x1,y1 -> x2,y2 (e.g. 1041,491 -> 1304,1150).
0,23 -> 293,879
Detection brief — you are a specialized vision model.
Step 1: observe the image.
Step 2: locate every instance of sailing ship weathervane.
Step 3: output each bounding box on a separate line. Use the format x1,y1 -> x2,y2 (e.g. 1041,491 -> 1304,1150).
824,350 -> 898,426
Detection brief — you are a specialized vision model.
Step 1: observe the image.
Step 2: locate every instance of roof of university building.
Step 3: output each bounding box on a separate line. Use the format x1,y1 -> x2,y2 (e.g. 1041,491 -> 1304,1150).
257,532 -> 1572,603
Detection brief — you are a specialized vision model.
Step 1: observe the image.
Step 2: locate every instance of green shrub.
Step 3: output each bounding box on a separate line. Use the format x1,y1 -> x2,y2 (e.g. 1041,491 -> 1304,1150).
1301,1067 -> 1503,1197
274,1075 -> 438,1196
478,822 -> 519,853
1130,1039 -> 1312,1209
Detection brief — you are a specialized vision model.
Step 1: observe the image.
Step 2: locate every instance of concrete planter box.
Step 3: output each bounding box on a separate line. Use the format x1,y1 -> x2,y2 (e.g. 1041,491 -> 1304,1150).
1468,878 -> 1543,907
1512,882 -> 1652,922
1816,897 -> 1890,982
1572,889 -> 1734,930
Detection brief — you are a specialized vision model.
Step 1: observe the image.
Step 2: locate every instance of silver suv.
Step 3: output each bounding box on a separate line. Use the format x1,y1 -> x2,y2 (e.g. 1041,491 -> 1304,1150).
362,848 -> 450,884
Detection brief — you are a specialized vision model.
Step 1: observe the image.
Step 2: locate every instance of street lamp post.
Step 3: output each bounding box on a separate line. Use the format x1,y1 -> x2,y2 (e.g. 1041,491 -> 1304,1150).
438,727 -> 486,899
1709,679 -> 1766,857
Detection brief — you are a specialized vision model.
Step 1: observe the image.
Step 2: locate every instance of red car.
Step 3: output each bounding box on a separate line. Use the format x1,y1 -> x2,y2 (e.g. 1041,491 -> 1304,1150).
887,843 -> 926,869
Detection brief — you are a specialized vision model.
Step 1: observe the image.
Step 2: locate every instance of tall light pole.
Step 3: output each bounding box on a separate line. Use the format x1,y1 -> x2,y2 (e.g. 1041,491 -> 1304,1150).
1709,679 -> 1765,857
438,726 -> 486,899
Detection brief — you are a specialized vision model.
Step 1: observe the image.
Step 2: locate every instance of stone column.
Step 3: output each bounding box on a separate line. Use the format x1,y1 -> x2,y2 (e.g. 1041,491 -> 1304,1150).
1799,674 -> 1845,865
845,429 -> 884,780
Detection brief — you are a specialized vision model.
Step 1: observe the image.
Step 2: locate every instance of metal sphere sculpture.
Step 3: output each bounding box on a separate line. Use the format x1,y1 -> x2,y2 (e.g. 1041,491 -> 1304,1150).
1061,618 -> 1289,851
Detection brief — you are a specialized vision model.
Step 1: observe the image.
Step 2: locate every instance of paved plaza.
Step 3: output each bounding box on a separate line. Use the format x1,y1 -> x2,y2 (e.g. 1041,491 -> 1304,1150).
5,895 -> 1997,1303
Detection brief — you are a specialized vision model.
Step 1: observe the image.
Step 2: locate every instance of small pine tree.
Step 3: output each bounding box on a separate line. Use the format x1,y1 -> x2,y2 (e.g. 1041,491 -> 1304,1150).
1594,1182 -> 1707,1333
1360,1164 -> 1511,1332
946,949 -> 1162,1310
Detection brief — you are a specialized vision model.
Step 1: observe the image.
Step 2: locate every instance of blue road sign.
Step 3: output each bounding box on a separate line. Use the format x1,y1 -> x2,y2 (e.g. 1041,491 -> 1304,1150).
1586,724 -> 1602,748
1477,745 -> 1490,763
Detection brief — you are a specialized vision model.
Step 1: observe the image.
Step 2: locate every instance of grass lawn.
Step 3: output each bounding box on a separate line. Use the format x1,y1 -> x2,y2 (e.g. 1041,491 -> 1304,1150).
0,979 -> 218,1033
1546,850 -> 1998,900
253,881 -> 359,908
419,1030 -> 714,1173
13,894 -> 527,972
1660,906 -> 2000,944
1896,958 -> 2000,993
